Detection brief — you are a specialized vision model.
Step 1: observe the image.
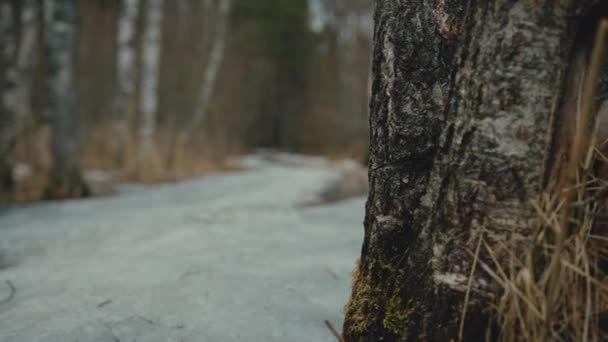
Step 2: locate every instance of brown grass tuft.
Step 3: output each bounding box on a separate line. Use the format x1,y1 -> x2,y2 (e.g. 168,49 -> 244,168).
463,19 -> 608,342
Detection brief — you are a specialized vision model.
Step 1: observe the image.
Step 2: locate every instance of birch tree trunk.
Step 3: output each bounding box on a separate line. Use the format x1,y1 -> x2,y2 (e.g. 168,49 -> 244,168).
184,0 -> 231,141
114,0 -> 140,167
15,0 -> 39,126
138,0 -> 163,177
44,0 -> 88,198
343,0 -> 601,340
0,0 -> 18,204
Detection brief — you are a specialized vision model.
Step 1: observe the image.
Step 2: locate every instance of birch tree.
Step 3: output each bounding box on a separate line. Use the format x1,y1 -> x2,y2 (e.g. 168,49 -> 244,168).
44,0 -> 88,198
184,0 -> 231,142
138,0 -> 163,176
114,0 -> 140,166
343,0 -> 608,340
0,0 -> 18,203
15,0 -> 39,126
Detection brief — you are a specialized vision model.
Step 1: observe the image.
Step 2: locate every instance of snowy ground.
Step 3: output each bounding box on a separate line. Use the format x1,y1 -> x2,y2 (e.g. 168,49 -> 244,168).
0,154 -> 364,342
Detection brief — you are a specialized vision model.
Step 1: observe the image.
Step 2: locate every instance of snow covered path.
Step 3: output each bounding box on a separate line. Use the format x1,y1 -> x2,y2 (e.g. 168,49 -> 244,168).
0,156 -> 364,342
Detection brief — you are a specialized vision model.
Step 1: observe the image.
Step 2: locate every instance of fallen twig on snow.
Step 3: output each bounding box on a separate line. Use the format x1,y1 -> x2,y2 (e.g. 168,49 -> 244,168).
324,320 -> 344,342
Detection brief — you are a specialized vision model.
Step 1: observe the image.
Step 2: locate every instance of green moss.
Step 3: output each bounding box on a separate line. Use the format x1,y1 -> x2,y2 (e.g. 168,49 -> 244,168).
378,253 -> 396,271
344,257 -> 422,340
343,259 -> 378,334
383,294 -> 417,341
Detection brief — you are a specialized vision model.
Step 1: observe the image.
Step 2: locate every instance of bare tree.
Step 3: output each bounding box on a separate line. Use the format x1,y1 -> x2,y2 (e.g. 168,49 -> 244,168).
114,0 -> 140,166
14,0 -> 39,127
137,0 -> 163,177
0,0 -> 18,204
44,0 -> 88,198
321,0 -> 372,142
343,0 -> 608,340
184,0 -> 232,142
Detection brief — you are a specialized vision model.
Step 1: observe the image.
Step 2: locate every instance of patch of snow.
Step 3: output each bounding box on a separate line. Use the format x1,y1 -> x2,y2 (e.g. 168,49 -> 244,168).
0,154 -> 364,342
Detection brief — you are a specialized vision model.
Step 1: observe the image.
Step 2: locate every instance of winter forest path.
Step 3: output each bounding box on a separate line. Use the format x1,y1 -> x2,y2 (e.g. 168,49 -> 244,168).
0,154 -> 364,342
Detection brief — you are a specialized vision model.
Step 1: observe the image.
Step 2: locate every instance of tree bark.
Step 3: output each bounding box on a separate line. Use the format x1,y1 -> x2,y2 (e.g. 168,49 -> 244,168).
343,0 -> 598,340
0,0 -> 18,204
138,0 -> 163,177
114,0 -> 140,166
44,0 -> 88,198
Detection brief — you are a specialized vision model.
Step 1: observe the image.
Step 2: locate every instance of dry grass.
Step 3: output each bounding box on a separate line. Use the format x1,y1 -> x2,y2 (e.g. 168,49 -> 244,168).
13,120 -> 361,202
83,125 -> 242,183
461,20 -> 608,342
484,185 -> 608,341
13,124 -> 240,202
13,126 -> 52,203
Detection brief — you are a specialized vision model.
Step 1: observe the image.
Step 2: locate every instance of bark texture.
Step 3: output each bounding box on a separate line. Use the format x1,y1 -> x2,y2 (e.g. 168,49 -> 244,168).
343,0 -> 597,340
45,0 -> 88,198
0,0 -> 18,204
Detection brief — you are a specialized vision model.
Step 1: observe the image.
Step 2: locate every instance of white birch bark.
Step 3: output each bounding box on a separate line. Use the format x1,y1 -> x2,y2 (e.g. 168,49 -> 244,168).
0,0 -> 18,202
138,0 -> 163,170
45,0 -> 87,197
185,0 -> 231,140
115,0 -> 140,165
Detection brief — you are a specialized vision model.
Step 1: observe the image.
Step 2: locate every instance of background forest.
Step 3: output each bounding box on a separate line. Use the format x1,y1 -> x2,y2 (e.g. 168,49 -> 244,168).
0,2 -> 374,340
0,0 -> 372,202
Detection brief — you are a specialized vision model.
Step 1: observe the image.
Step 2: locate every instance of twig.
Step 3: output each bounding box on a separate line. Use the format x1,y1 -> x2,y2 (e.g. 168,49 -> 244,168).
325,266 -> 339,280
0,280 -> 16,305
458,230 -> 484,342
136,315 -> 158,326
97,299 -> 112,308
324,320 -> 344,342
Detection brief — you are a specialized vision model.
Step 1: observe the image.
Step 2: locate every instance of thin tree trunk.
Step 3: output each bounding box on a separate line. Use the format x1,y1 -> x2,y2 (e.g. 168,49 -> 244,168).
14,0 -> 39,128
317,0 -> 372,148
114,0 -> 140,167
44,0 -> 88,198
165,0 -> 192,169
0,0 -> 18,204
343,0 -> 595,340
184,0 -> 231,142
137,0 -> 163,177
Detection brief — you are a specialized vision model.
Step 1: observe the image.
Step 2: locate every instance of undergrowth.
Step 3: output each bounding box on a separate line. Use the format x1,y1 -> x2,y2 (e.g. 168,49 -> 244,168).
460,19 -> 608,342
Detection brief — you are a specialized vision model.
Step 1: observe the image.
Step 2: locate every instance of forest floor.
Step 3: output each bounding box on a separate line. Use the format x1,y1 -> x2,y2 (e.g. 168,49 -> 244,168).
0,153 -> 365,342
